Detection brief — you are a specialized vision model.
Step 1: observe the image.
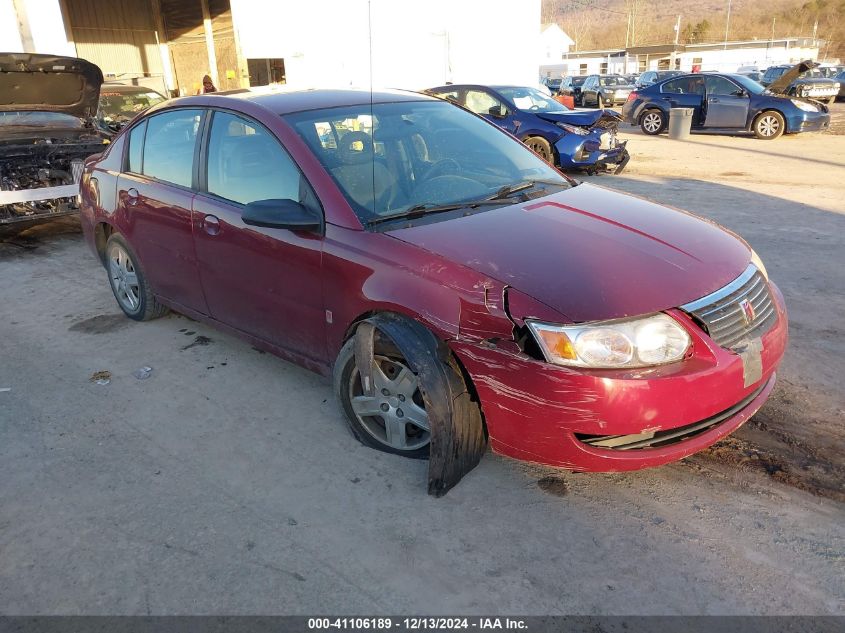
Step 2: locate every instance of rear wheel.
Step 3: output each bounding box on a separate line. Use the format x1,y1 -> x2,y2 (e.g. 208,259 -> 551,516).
640,109 -> 666,135
524,136 -> 554,164
105,234 -> 168,321
753,111 -> 785,139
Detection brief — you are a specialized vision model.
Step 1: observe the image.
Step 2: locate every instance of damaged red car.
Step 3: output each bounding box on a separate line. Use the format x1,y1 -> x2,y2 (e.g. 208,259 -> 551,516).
79,88 -> 788,495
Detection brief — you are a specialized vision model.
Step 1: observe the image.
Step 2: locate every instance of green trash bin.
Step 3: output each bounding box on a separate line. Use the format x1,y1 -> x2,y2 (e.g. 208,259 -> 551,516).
668,108 -> 693,140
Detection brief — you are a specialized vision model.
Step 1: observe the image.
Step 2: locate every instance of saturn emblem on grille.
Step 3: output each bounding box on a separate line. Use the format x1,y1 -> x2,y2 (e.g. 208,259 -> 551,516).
739,298 -> 756,325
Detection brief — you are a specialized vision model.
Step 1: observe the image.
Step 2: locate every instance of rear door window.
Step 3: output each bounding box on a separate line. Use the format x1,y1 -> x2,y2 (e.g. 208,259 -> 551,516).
662,77 -> 704,95
705,76 -> 741,96
142,109 -> 203,188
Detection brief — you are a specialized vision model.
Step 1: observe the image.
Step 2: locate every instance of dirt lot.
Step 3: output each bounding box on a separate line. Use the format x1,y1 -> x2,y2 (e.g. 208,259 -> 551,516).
1,107 -> 843,615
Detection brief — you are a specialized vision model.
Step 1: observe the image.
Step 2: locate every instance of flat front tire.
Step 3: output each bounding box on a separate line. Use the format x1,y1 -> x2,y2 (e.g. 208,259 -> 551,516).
105,234 -> 168,321
335,335 -> 432,459
753,111 -> 785,139
640,109 -> 666,135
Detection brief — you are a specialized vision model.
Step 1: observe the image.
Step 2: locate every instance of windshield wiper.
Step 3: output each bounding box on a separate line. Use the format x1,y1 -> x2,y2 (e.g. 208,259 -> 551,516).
487,178 -> 572,201
368,199 -> 508,227
367,180 -> 570,228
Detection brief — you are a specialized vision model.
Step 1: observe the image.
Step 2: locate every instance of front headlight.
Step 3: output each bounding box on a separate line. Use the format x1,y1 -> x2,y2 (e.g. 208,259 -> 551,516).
527,313 -> 691,369
791,99 -> 818,112
750,249 -> 769,280
556,122 -> 589,135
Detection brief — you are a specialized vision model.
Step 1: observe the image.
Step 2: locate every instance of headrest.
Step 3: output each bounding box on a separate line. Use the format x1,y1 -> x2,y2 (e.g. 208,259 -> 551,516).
337,131 -> 374,166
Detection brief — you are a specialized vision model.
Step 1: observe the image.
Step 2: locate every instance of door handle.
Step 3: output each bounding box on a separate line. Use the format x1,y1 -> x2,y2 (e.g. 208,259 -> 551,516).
709,98 -> 720,103
661,96 -> 672,101
126,188 -> 139,206
202,214 -> 221,236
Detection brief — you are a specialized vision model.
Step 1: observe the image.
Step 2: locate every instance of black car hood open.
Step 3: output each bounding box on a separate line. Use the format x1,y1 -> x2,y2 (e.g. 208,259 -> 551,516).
0,53 -> 104,119
767,60 -> 819,94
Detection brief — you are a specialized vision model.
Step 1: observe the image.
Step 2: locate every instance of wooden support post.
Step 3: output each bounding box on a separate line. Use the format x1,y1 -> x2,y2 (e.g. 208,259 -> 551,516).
200,0 -> 219,87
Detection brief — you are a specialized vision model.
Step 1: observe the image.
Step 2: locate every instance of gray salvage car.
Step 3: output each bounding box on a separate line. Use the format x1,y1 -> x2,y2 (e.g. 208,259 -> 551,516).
0,53 -> 111,228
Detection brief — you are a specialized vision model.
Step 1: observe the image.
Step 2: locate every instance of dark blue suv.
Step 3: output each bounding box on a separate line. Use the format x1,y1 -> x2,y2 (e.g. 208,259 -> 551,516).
621,72 -> 830,139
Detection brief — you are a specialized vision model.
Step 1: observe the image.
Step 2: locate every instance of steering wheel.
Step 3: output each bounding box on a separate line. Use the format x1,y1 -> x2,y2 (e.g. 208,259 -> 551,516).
422,158 -> 461,182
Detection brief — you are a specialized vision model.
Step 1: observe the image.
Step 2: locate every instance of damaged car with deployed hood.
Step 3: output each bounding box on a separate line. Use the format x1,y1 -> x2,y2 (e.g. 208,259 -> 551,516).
79,88 -> 786,495
425,84 -> 629,173
761,60 -> 840,104
0,53 -> 110,228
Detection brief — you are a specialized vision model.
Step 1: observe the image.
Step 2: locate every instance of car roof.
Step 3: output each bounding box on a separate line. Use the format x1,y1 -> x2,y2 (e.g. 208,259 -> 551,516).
186,87 -> 437,114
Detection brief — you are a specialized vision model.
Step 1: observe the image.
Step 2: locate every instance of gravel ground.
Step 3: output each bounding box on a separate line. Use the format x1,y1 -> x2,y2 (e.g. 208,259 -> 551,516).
0,111 -> 843,615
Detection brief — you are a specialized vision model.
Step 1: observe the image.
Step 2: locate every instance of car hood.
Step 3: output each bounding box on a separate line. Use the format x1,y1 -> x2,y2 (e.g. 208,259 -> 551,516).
386,183 -> 751,323
536,109 -> 622,128
767,60 -> 819,94
0,53 -> 103,118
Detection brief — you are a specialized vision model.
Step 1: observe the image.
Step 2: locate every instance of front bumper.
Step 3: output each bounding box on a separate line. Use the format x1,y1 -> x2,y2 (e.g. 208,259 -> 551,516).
554,133 -> 629,173
450,282 -> 788,472
786,109 -> 830,133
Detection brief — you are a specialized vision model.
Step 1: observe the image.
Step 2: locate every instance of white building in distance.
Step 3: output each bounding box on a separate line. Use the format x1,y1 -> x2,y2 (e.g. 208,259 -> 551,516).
541,36 -> 824,78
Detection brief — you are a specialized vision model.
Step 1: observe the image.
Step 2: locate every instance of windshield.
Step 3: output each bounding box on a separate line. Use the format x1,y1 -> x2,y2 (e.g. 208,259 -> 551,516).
285,100 -> 570,224
732,75 -> 766,95
497,87 -> 569,113
656,71 -> 682,80
99,90 -> 166,121
0,111 -> 83,127
600,76 -> 630,86
571,77 -> 586,86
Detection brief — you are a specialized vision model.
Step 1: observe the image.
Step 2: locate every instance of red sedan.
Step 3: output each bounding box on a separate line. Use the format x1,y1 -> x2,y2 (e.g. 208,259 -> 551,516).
79,88 -> 787,496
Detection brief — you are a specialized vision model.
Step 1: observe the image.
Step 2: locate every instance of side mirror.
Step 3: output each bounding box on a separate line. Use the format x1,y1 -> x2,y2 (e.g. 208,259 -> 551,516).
488,105 -> 507,118
242,199 -> 322,233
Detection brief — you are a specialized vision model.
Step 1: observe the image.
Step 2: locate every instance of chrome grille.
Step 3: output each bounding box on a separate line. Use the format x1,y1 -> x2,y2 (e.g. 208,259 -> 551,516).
681,264 -> 777,350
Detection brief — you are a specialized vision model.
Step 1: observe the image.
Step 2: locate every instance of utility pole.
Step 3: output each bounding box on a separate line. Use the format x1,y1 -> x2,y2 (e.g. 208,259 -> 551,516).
671,15 -> 681,70
767,16 -> 776,63
625,10 -> 630,48
724,0 -> 732,49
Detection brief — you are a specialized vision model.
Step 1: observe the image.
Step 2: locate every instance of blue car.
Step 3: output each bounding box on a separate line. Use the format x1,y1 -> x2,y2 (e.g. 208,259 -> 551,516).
426,84 -> 629,173
622,71 -> 830,139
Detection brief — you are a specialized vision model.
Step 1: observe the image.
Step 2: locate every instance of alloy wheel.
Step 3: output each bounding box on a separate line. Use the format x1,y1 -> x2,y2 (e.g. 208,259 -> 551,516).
108,245 -> 140,312
642,112 -> 662,133
348,355 -> 430,451
758,115 -> 780,137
